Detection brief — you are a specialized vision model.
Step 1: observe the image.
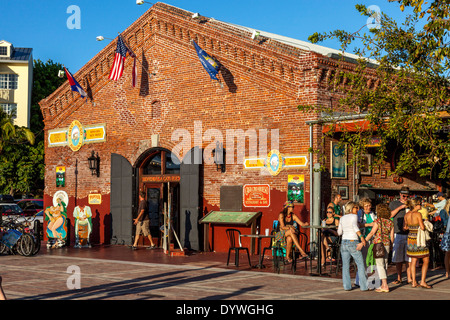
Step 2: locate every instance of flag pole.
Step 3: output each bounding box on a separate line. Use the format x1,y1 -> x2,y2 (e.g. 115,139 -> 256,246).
118,33 -> 155,80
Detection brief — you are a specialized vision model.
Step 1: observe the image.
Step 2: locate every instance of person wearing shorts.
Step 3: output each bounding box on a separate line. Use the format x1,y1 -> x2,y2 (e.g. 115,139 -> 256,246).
132,191 -> 156,250
389,186 -> 412,284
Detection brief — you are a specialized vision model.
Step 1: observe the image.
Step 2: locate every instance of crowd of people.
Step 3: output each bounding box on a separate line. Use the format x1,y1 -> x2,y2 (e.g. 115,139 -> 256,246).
278,187 -> 450,293
327,186 -> 450,292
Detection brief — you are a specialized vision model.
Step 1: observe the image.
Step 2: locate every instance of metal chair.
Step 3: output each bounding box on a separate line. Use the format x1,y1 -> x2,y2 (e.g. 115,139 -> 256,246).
325,235 -> 342,275
226,229 -> 252,267
268,220 -> 291,273
292,230 -> 310,273
261,229 -> 275,262
270,220 -> 308,274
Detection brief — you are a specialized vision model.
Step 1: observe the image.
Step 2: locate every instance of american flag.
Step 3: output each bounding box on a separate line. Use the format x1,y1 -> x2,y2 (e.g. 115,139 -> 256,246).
109,35 -> 131,81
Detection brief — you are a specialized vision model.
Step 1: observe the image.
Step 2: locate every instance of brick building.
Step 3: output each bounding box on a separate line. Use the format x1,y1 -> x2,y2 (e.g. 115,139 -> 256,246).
39,3 -> 440,252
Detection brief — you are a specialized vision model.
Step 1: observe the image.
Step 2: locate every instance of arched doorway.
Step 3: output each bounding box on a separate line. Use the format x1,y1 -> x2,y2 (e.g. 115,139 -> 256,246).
136,148 -> 181,247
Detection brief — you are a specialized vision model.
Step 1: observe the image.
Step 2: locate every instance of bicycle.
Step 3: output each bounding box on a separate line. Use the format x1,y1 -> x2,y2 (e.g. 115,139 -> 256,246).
0,216 -> 36,256
20,213 -> 42,255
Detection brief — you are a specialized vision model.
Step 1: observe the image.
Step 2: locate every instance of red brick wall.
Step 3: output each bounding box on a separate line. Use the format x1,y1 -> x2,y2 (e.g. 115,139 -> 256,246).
39,3 -> 344,250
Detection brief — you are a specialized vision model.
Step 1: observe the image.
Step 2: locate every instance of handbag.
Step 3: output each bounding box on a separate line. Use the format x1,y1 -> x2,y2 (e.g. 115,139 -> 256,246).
441,232 -> 450,252
373,242 -> 386,258
373,218 -> 387,258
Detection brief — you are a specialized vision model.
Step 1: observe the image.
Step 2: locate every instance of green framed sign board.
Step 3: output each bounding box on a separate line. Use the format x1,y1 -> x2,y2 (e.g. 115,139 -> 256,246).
200,211 -> 262,253
199,211 -> 261,226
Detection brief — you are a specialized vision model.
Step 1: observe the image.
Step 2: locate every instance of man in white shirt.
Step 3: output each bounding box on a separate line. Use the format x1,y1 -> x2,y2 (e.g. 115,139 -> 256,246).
431,192 -> 447,218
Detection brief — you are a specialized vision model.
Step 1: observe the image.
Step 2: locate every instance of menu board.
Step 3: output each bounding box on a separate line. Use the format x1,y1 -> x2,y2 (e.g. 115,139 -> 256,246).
199,211 -> 261,226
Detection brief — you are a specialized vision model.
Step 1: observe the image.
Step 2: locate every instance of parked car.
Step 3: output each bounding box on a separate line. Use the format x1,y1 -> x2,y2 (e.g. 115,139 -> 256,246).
0,194 -> 15,203
17,199 -> 44,216
3,210 -> 43,230
0,203 -> 23,216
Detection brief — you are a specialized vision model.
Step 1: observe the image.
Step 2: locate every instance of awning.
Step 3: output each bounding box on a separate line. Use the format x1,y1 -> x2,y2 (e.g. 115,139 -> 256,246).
322,119 -> 374,134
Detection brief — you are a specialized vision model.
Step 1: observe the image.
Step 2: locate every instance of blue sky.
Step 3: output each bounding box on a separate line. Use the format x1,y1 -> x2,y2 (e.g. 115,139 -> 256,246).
0,0 -> 411,73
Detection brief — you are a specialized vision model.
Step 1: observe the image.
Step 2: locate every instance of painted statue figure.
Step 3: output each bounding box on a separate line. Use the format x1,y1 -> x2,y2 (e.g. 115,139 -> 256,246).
73,205 -> 92,248
44,197 -> 68,249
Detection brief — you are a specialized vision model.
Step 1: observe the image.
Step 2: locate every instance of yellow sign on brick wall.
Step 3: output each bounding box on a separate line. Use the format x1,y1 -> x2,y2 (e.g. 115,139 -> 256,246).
48,120 -> 106,151
243,150 -> 308,176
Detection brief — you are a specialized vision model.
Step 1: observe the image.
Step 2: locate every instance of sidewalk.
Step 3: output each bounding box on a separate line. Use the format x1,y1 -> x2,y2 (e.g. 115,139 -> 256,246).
0,243 -> 449,300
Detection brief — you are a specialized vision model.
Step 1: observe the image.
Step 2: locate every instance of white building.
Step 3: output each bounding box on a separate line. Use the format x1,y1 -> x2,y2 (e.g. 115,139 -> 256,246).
0,40 -> 33,128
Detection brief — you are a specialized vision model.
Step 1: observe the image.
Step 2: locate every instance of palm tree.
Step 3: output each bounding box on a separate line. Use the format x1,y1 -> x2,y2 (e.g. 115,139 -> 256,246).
0,109 -> 35,153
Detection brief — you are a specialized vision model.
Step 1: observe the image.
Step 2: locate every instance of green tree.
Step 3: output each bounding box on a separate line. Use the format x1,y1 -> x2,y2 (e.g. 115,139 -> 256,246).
0,59 -> 65,196
0,110 -> 35,195
0,110 -> 34,153
30,59 -> 65,137
302,1 -> 450,179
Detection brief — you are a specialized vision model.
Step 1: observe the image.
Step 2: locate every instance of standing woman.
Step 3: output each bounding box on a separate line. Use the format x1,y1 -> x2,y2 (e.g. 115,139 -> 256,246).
356,198 -> 376,288
337,201 -> 368,291
278,201 -> 309,263
364,203 -> 394,293
404,198 -> 432,288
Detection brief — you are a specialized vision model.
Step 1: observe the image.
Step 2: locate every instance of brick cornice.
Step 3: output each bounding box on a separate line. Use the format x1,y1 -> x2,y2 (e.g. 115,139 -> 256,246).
39,2 -> 331,128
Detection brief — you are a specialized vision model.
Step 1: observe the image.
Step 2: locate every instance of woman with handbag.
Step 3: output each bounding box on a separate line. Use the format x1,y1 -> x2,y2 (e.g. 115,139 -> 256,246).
364,203 -> 394,293
404,198 -> 432,289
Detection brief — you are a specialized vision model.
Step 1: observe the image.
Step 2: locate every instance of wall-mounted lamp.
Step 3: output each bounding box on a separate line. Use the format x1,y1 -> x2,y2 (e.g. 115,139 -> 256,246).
136,0 -> 153,5
88,150 -> 100,177
251,30 -> 260,40
212,141 -> 226,173
96,36 -> 114,41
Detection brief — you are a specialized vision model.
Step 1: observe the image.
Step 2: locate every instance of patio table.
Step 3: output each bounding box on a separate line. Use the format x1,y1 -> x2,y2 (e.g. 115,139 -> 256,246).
240,234 -> 275,269
302,225 -> 337,276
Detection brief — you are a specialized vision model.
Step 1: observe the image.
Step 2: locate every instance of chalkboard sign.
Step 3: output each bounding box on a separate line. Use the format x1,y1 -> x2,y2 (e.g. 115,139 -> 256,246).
199,211 -> 261,226
220,185 -> 243,211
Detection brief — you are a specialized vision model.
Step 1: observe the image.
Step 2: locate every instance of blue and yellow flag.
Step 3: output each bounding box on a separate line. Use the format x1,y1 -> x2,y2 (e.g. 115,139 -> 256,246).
193,41 -> 221,81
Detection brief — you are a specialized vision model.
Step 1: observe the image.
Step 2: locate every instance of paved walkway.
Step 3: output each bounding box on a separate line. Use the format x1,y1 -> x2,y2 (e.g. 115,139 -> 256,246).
0,244 -> 449,302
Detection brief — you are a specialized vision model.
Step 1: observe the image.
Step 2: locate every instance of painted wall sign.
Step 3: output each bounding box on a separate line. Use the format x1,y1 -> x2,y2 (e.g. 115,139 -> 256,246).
68,120 -> 84,151
287,175 -> 304,203
243,158 -> 265,169
331,141 -> 347,179
243,150 -> 308,176
56,166 -> 65,187
48,130 -> 67,146
48,120 -> 106,151
243,184 -> 270,207
88,193 -> 102,205
366,136 -> 381,148
142,175 -> 181,183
